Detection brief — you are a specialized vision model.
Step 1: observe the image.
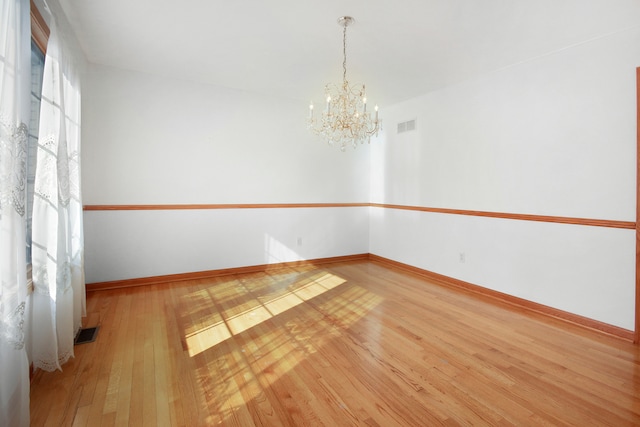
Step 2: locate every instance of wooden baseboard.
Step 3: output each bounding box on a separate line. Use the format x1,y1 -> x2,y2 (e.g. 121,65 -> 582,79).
86,254 -> 370,292
368,254 -> 635,342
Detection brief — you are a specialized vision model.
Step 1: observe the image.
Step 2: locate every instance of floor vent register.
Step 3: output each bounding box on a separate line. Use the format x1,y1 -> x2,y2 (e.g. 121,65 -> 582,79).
74,326 -> 99,345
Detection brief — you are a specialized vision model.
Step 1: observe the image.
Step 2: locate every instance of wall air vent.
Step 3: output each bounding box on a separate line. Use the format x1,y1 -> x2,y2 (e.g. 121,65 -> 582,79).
397,119 -> 417,134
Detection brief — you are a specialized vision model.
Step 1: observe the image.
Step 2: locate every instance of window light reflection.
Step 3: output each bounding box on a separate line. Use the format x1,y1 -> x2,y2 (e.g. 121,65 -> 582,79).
185,272 -> 349,357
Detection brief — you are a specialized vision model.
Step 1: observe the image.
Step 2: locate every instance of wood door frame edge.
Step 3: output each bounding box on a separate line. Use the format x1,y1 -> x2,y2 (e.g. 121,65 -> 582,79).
633,67 -> 640,344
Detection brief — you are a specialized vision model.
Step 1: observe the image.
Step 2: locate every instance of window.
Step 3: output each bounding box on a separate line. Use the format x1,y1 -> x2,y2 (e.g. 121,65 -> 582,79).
26,39 -> 45,262
27,1 -> 48,263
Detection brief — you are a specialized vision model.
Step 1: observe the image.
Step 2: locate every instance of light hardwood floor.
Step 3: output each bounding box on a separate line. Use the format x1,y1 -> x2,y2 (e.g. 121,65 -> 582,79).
30,260 -> 640,426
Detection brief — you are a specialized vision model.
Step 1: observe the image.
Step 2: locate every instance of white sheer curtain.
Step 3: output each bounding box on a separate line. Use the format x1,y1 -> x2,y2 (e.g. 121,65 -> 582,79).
28,1 -> 85,372
0,0 -> 31,424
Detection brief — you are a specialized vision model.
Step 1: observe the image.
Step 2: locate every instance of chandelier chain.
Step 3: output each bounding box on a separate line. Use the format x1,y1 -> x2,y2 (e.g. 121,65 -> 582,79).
342,23 -> 347,84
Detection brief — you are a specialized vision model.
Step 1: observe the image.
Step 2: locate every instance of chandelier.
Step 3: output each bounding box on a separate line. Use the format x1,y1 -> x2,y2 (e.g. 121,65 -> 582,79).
308,16 -> 381,151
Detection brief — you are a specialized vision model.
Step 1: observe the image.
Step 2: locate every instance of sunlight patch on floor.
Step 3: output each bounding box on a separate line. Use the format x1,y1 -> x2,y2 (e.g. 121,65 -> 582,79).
181,269 -> 385,422
184,272 -> 348,357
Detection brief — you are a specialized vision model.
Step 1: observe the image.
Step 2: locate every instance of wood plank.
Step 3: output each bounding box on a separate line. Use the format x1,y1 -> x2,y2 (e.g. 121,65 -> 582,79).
30,260 -> 640,426
126,288 -> 145,426
141,287 -> 158,427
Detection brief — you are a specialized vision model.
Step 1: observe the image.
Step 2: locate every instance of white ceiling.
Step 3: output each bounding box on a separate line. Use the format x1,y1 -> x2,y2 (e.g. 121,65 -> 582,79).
57,0 -> 640,106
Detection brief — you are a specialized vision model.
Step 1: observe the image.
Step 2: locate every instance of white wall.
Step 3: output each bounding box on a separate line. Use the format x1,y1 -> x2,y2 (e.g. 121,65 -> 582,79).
82,65 -> 371,283
369,208 -> 635,329
370,28 -> 640,330
82,65 -> 370,205
84,207 -> 369,283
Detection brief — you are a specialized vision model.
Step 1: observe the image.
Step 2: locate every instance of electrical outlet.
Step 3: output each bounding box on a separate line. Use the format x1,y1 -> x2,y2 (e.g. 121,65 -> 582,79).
297,237 -> 303,246
459,252 -> 465,263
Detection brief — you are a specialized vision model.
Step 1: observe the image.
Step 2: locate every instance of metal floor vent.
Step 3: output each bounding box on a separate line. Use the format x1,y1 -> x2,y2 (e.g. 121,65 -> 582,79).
74,326 -> 99,345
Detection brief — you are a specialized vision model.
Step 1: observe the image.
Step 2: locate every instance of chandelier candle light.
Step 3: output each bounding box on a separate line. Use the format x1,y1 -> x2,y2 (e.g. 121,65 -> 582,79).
308,16 -> 381,151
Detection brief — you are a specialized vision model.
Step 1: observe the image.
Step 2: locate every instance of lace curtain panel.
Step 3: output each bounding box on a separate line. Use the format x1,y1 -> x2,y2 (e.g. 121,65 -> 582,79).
0,0 -> 32,425
28,3 -> 85,372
